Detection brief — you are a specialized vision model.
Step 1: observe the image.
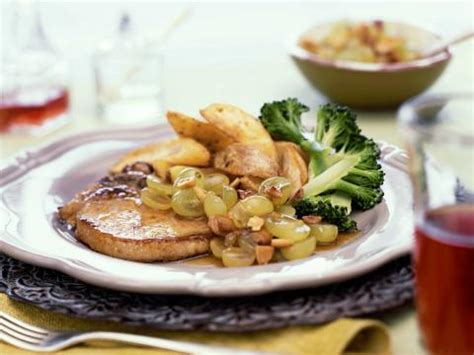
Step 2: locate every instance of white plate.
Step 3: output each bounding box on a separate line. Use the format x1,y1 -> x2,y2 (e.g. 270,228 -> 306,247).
0,124 -> 414,296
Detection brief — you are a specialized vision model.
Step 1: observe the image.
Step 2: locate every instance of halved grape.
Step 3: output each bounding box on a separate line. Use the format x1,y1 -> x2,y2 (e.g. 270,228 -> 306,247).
169,166 -> 188,182
265,215 -> 310,242
140,188 -> 172,210
222,247 -> 255,267
259,177 -> 292,205
222,185 -> 238,209
203,173 -> 230,195
171,188 -> 204,217
146,175 -> 176,196
228,202 -> 251,228
310,224 -> 338,243
173,167 -> 204,189
210,238 -> 225,259
238,233 -> 257,255
204,192 -> 227,217
281,235 -> 317,260
241,195 -> 274,216
276,204 -> 296,217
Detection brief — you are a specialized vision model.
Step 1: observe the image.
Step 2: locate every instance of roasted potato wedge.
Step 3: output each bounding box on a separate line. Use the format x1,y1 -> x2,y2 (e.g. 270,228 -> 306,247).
276,142 -> 308,197
200,103 -> 277,159
167,111 -> 234,152
111,138 -> 211,173
214,143 -> 279,179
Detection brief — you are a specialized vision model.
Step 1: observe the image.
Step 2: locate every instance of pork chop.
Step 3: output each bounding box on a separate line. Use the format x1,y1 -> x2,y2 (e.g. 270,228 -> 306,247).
58,163 -> 212,262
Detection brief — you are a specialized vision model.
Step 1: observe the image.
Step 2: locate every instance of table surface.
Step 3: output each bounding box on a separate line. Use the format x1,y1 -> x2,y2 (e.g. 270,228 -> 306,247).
1,2 -> 473,354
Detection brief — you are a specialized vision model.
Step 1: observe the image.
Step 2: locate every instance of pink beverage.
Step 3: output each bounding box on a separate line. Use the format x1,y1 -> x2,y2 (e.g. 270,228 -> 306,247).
415,204 -> 474,354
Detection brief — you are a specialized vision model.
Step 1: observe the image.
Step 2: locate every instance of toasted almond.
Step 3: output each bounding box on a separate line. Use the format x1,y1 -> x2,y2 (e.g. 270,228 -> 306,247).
256,246 -> 274,265
271,239 -> 294,248
302,215 -> 322,225
250,229 -> 272,245
208,215 -> 235,236
247,216 -> 265,231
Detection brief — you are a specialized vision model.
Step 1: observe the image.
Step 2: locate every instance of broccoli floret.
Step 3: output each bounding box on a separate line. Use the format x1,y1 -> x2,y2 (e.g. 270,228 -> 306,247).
259,98 -> 324,153
315,103 -> 361,151
294,194 -> 357,232
259,98 -> 385,230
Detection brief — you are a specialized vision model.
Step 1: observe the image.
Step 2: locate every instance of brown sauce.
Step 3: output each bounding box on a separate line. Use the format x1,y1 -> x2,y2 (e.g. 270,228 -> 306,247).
182,231 -> 362,267
315,231 -> 362,251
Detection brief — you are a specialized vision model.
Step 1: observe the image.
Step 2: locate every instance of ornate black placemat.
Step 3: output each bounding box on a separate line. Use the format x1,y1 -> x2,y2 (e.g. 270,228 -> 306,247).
0,253 -> 413,332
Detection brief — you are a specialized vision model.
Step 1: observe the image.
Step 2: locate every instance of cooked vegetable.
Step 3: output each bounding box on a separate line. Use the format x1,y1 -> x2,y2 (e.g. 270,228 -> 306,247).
111,138 -> 211,173
200,103 -> 277,160
294,193 -> 356,232
260,99 -> 384,231
167,111 -> 234,152
214,143 -> 279,179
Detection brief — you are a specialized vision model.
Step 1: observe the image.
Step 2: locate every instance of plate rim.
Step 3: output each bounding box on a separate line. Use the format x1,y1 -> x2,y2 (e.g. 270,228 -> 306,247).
0,124 -> 413,296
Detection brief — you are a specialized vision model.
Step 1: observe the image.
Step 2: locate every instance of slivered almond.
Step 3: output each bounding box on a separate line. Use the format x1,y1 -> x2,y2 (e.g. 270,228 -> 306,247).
256,246 -> 274,265
193,186 -> 207,202
302,215 -> 322,225
230,178 -> 241,188
247,216 -> 265,231
271,239 -> 294,248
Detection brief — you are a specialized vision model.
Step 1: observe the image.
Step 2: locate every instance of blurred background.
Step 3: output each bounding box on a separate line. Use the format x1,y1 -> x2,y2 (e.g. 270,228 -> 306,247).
0,0 -> 473,151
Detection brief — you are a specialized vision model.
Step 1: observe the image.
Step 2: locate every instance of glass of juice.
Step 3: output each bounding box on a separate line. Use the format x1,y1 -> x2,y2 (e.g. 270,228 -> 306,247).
399,93 -> 474,354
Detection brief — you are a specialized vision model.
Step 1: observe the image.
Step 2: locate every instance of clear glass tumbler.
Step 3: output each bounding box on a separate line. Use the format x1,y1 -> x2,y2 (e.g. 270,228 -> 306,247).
93,14 -> 163,125
399,93 -> 474,354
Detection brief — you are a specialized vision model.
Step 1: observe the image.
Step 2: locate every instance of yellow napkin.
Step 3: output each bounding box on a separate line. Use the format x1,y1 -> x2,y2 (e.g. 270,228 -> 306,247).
0,294 -> 390,354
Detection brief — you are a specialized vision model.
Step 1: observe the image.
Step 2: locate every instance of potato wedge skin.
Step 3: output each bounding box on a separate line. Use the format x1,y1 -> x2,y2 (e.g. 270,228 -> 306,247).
214,143 -> 279,179
111,138 -> 211,173
200,103 -> 277,159
167,111 -> 234,152
275,141 -> 308,197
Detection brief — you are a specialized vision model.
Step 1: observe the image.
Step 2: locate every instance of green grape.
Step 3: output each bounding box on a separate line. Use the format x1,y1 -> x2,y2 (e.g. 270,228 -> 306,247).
171,188 -> 204,217
228,202 -> 251,228
173,167 -> 204,189
238,233 -> 257,255
222,247 -> 255,267
210,238 -> 225,259
310,224 -> 338,243
204,192 -> 227,217
222,185 -> 238,209
146,175 -> 176,196
241,195 -> 274,216
281,236 -> 317,261
265,215 -> 310,242
259,177 -> 292,205
169,166 -> 188,182
140,188 -> 172,210
203,173 -> 230,194
276,204 -> 296,217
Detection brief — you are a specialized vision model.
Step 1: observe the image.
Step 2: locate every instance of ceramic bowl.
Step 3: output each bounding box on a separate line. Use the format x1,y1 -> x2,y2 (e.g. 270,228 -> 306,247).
290,21 -> 451,108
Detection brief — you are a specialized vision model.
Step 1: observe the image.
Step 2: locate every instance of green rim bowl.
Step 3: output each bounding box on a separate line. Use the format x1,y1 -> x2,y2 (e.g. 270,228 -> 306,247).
290,21 -> 451,109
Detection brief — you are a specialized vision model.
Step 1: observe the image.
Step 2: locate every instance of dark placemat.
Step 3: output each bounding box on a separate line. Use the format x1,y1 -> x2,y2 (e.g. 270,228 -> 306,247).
0,253 -> 413,332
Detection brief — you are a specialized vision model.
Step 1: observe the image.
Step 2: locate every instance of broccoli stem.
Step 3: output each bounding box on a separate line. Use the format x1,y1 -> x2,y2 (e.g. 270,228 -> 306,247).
303,156 -> 359,196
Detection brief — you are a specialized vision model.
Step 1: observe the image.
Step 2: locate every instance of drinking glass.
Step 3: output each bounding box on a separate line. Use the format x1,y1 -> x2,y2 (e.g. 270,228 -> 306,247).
399,93 -> 474,354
